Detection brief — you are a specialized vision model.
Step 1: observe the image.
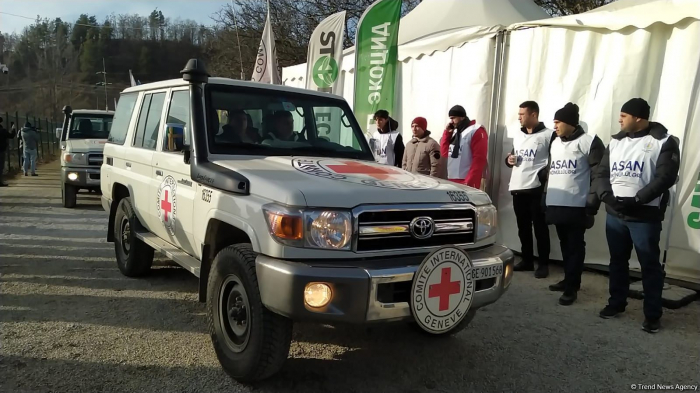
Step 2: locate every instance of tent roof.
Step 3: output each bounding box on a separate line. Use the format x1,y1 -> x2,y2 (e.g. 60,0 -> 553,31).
399,0 -> 549,45
509,0 -> 700,31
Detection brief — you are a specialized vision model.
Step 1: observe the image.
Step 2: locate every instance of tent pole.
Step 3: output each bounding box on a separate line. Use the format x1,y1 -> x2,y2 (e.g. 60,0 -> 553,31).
486,29 -> 507,204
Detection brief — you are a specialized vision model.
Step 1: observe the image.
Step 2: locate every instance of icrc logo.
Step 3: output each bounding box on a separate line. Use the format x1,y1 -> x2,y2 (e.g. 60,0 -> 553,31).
312,55 -> 339,88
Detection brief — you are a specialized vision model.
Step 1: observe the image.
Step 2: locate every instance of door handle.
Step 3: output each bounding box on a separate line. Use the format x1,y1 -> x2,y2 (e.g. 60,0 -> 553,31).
156,170 -> 163,176
125,162 -> 132,168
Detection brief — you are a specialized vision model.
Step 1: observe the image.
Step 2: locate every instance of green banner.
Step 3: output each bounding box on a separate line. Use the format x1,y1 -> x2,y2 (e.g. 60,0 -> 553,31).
353,0 -> 402,138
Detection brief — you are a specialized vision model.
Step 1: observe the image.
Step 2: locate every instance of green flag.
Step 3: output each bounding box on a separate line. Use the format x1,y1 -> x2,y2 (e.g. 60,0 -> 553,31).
353,0 -> 401,138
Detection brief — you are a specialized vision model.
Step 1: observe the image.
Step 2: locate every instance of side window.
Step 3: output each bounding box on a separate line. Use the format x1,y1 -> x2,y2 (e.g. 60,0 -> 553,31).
134,92 -> 165,150
163,90 -> 190,152
107,93 -> 138,145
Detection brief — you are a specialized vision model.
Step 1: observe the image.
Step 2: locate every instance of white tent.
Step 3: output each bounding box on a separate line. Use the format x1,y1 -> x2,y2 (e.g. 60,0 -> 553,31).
282,0 -> 549,150
494,0 -> 700,287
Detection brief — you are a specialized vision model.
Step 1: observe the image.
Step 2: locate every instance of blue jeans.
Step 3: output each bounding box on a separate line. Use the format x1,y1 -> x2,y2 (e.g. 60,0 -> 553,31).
605,214 -> 664,320
23,149 -> 37,174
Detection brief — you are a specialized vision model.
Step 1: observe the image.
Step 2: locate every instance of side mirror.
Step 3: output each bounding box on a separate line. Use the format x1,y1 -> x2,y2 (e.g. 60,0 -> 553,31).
55,128 -> 62,139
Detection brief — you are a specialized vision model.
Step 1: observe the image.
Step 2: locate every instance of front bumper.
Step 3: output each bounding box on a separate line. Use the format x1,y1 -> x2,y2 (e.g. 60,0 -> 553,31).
256,244 -> 514,324
62,166 -> 101,188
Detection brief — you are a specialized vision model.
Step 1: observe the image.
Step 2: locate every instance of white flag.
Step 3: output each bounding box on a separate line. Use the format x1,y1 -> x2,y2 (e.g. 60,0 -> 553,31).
251,9 -> 281,84
305,10 -> 346,95
129,69 -> 137,87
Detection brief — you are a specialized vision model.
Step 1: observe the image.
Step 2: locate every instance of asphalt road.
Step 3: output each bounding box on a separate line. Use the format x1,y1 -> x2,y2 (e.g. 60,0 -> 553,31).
1,160 -> 699,393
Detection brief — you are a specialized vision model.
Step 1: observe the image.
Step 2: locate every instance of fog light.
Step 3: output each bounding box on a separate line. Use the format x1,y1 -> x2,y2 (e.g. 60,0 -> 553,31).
304,283 -> 332,308
67,172 -> 78,181
504,263 -> 513,287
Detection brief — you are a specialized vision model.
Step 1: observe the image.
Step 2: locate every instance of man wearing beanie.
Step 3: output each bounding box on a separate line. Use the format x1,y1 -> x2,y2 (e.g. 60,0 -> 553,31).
402,117 -> 441,177
440,105 -> 488,189
545,102 -> 605,306
506,101 -> 556,278
371,109 -> 404,168
596,98 -> 680,333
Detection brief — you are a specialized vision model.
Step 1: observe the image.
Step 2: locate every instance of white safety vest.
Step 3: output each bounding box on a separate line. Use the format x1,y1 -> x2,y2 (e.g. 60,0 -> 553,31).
546,133 -> 595,207
372,130 -> 400,165
508,127 -> 555,191
446,123 -> 482,180
608,134 -> 668,207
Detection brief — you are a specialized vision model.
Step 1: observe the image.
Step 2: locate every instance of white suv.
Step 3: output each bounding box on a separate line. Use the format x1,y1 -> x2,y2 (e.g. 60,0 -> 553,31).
100,59 -> 514,382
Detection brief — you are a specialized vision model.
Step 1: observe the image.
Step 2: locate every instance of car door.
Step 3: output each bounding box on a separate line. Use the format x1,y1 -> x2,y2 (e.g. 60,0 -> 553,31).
126,90 -> 167,233
150,88 -> 197,257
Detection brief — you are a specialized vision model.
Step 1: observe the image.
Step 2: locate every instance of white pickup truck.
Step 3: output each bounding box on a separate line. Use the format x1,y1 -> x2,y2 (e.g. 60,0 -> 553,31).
57,106 -> 114,207
100,59 -> 514,383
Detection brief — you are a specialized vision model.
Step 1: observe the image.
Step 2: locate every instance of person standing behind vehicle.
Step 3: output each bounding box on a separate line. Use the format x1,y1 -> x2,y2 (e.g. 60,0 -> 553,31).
20,121 -> 39,177
506,101 -> 556,278
596,98 -> 680,334
0,117 -> 16,187
440,105 -> 488,189
402,117 -> 441,177
371,109 -> 403,168
544,103 -> 604,306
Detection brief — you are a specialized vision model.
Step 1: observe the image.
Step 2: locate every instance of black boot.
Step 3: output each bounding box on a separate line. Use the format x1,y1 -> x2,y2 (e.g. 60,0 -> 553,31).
559,290 -> 577,306
549,280 -> 566,292
535,263 -> 549,279
514,259 -> 534,271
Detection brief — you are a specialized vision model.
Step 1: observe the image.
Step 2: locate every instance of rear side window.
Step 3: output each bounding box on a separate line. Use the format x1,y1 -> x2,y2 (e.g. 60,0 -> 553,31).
107,93 -> 138,145
133,92 -> 166,150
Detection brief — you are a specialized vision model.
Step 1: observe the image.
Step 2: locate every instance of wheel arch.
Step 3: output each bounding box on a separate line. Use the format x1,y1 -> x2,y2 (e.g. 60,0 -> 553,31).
107,183 -> 131,242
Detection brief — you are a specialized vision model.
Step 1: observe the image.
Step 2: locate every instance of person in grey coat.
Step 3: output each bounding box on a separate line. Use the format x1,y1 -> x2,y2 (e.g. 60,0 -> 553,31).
20,122 -> 39,176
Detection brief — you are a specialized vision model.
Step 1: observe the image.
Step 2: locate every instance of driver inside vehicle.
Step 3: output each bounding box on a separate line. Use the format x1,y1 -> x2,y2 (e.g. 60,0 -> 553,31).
262,111 -> 306,144
217,110 -> 261,144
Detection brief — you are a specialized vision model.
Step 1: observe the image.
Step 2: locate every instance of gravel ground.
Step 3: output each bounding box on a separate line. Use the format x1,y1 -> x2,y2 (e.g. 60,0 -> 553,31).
1,160 -> 699,393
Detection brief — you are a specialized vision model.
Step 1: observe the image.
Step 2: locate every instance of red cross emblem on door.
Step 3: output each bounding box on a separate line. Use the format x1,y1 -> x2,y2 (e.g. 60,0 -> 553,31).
326,160 -> 402,180
429,267 -> 461,311
160,190 -> 172,222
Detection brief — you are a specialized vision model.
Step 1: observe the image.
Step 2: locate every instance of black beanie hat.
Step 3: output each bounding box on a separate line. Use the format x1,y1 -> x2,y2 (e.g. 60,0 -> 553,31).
554,102 -> 579,126
449,105 -> 467,118
621,98 -> 650,120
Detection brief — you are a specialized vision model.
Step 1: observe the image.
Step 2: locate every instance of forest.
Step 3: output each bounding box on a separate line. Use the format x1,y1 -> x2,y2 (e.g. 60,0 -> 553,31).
0,0 -> 615,122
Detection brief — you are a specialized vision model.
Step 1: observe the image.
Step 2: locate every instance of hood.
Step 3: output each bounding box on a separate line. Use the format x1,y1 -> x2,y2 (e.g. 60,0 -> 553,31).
213,156 -> 491,208
65,138 -> 107,152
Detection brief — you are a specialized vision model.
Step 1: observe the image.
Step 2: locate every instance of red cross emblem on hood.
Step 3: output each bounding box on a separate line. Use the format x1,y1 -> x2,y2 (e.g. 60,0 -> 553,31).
326,160 -> 402,180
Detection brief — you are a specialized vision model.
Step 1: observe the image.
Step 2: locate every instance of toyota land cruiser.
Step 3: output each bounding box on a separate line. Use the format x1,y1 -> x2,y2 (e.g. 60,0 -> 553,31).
100,59 -> 514,383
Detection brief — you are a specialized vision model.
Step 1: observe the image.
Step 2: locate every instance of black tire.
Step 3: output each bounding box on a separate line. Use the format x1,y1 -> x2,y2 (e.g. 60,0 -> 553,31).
207,244 -> 293,383
62,183 -> 77,208
409,309 -> 477,337
113,197 -> 154,277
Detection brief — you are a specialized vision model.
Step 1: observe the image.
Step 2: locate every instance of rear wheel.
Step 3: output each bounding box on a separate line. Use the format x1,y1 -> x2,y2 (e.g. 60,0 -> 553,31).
62,183 -> 77,208
207,244 -> 293,383
113,197 -> 154,277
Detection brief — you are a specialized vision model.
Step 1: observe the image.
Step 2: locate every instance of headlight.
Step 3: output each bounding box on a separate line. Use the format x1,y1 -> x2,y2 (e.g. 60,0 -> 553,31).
263,204 -> 352,250
64,153 -> 87,165
476,204 -> 498,241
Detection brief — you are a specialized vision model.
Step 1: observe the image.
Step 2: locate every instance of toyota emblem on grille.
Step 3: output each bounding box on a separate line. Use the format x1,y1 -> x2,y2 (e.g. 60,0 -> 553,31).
410,217 -> 435,239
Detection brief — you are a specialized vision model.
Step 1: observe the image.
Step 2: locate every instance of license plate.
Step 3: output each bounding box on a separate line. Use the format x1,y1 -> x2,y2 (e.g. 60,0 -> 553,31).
470,264 -> 503,280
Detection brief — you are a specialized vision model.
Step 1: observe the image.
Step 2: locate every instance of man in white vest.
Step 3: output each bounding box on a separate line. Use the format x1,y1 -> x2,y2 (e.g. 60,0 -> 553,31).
371,110 -> 404,167
507,101 -> 556,278
440,105 -> 488,189
545,103 -> 605,306
596,98 -> 680,334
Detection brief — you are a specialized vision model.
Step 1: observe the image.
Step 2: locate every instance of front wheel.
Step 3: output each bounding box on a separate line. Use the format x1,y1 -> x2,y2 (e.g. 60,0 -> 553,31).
207,244 -> 293,383
62,183 -> 77,208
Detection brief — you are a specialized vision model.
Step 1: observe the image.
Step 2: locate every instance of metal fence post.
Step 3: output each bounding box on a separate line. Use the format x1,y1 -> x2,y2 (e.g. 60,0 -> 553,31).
16,111 -> 20,169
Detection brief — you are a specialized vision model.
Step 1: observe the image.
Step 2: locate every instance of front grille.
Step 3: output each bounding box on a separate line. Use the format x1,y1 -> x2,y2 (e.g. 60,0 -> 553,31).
88,153 -> 103,166
356,207 -> 475,252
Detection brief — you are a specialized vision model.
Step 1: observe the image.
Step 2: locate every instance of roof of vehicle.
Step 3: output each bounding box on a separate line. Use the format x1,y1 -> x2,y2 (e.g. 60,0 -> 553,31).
121,77 -> 344,101
72,109 -> 115,115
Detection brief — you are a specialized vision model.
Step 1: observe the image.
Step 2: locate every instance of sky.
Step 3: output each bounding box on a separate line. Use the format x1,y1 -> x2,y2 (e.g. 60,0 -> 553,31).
0,0 -> 232,34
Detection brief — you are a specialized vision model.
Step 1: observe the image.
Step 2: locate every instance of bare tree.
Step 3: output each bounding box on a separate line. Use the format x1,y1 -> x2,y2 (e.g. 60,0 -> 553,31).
533,0 -> 616,16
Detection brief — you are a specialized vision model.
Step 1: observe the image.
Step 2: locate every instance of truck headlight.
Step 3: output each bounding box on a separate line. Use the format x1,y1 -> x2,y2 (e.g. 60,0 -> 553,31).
476,205 -> 498,241
263,204 -> 352,250
64,153 -> 87,165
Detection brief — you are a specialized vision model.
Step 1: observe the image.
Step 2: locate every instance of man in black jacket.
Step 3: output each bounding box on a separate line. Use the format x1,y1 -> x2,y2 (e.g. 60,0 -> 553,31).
0,117 -> 16,187
596,98 -> 680,334
506,101 -> 556,278
544,103 -> 605,305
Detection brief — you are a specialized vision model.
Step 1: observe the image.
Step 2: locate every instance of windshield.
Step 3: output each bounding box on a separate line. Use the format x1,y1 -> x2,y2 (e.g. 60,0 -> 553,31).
205,84 -> 374,160
69,115 -> 113,139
